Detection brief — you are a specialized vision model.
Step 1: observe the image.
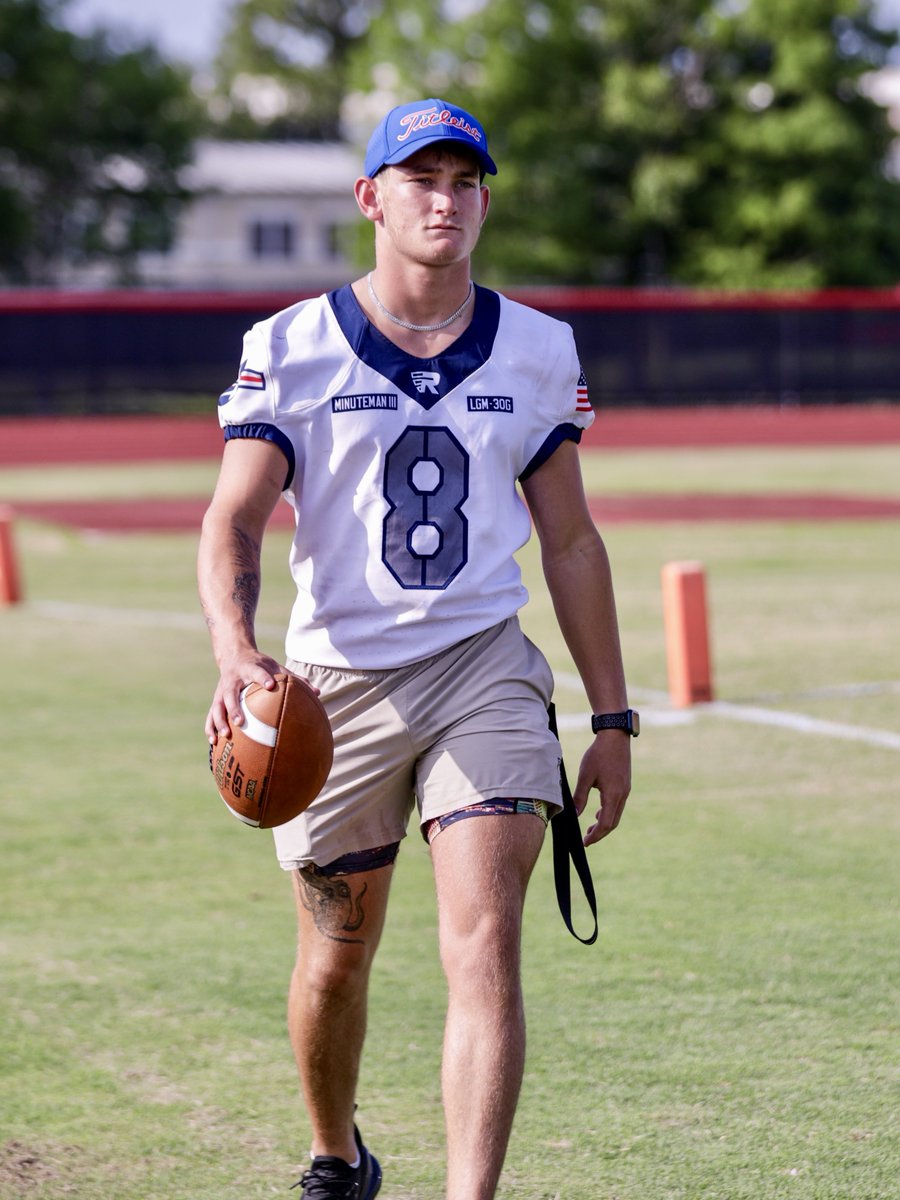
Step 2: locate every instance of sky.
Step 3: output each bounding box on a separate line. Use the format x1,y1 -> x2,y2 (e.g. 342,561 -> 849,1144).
64,0 -> 231,66
63,0 -> 900,69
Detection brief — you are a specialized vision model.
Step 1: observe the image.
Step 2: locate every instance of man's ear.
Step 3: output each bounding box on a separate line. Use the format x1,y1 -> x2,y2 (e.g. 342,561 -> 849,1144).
480,184 -> 491,224
354,176 -> 383,221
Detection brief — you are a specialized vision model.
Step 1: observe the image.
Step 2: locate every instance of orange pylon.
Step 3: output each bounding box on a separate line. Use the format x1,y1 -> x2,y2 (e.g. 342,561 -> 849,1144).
0,505 -> 22,605
661,561 -> 713,707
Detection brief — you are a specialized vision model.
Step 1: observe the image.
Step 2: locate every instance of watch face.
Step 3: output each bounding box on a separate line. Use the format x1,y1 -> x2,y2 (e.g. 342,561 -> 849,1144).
629,710 -> 640,737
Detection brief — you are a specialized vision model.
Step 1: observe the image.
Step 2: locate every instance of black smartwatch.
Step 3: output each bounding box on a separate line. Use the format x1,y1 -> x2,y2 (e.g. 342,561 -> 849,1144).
591,709 -> 640,737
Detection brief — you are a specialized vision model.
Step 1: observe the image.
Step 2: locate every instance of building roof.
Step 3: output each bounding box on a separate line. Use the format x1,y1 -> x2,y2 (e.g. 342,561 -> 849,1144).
183,139 -> 361,196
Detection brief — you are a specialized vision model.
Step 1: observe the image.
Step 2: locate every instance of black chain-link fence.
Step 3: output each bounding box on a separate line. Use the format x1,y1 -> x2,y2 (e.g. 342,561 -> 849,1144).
1,289 -> 898,415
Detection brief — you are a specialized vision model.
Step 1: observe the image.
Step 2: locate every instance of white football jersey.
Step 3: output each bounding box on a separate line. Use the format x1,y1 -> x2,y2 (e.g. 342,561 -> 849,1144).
217,284 -> 594,669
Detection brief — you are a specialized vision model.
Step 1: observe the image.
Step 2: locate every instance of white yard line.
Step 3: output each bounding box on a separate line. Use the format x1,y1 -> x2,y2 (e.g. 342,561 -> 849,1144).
32,601 -> 900,751
704,700 -> 900,751
35,599 -> 205,632
32,599 -> 286,641
553,671 -> 900,750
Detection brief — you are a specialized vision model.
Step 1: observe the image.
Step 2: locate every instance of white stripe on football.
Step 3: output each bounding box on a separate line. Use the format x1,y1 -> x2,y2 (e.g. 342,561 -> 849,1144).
238,686 -> 278,747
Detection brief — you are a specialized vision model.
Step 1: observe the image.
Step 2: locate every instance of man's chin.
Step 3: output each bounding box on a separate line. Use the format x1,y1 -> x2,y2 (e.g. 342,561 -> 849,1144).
417,242 -> 477,268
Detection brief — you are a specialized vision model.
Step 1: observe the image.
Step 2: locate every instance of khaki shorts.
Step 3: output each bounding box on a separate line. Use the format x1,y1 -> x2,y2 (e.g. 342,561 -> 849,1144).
273,617 -> 562,870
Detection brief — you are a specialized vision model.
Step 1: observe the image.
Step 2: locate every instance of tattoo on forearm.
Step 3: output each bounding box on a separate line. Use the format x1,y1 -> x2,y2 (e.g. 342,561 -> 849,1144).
297,869 -> 368,944
232,528 -> 261,634
232,571 -> 260,632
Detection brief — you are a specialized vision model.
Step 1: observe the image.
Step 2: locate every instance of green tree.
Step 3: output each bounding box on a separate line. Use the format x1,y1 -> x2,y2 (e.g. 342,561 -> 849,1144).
347,0 -> 900,287
0,0 -> 200,284
675,0 -> 900,286
211,0 -> 374,139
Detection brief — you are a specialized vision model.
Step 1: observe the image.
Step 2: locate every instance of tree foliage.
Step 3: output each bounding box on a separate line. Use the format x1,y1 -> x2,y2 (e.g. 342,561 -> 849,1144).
210,0 -> 374,139
0,0 -> 200,284
345,0 -> 900,287
4,0 -> 896,288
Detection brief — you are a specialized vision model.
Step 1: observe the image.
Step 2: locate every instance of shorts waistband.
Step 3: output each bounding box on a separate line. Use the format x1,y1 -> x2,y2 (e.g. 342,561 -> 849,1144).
289,617 -> 518,683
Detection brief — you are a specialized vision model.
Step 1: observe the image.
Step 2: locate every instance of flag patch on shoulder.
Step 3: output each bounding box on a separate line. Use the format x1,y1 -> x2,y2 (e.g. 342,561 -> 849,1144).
237,365 -> 266,390
576,365 -> 591,412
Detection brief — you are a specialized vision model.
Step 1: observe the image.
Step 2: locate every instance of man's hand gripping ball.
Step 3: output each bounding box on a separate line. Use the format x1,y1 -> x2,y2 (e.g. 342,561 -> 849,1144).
209,672 -> 333,828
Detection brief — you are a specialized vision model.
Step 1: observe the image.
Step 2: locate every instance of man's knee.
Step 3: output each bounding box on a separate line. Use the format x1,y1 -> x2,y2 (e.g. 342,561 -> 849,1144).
439,915 -> 525,1019
431,810 -> 544,999
438,889 -> 527,1000
293,945 -> 368,1005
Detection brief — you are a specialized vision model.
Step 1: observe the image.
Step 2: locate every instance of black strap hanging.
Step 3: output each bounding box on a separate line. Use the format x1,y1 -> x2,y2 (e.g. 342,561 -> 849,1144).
548,702 -> 598,946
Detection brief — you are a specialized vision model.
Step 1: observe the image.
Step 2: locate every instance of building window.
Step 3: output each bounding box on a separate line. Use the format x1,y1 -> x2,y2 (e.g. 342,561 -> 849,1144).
323,222 -> 345,260
249,220 -> 296,259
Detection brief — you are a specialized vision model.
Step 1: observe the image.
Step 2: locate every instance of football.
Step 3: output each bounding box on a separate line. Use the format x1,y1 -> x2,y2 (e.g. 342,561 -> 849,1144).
209,671 -> 333,829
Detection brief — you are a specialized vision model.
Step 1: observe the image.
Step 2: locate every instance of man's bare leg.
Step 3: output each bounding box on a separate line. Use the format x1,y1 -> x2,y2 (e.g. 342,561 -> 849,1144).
430,814 -> 545,1200
288,863 -> 394,1162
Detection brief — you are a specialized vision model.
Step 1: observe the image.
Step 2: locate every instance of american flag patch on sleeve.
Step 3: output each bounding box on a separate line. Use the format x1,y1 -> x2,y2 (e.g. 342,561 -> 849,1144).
576,365 -> 591,412
237,364 -> 266,390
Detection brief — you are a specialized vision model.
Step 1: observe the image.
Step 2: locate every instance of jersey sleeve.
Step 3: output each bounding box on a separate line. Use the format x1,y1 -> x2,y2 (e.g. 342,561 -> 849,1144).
519,322 -> 594,481
217,323 -> 296,488
559,322 -> 595,434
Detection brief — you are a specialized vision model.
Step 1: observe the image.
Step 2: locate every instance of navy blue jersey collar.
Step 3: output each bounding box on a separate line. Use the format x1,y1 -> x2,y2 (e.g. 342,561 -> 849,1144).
328,283 -> 501,410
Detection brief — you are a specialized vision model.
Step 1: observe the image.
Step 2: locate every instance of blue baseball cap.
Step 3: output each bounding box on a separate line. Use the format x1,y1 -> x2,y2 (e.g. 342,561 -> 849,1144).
364,98 -> 497,178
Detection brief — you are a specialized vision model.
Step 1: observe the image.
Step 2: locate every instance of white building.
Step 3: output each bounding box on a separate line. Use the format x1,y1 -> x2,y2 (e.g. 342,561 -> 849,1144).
138,139 -> 362,290
861,65 -> 900,178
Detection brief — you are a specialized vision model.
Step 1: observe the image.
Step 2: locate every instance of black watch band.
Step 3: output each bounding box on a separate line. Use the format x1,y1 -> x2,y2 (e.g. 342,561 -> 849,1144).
591,709 -> 640,737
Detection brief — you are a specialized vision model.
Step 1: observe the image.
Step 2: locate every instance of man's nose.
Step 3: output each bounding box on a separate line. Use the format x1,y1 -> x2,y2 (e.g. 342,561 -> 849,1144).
433,186 -> 457,213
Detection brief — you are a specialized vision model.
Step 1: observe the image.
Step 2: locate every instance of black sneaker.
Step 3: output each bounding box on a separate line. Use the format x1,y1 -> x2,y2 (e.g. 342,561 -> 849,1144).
290,1125 -> 381,1199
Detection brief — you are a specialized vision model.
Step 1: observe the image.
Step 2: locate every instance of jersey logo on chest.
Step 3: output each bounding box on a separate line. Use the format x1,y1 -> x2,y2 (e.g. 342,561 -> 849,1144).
411,371 -> 441,395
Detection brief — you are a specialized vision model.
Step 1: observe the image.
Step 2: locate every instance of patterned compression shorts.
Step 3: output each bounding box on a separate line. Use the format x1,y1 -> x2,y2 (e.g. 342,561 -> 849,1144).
308,798 -> 551,877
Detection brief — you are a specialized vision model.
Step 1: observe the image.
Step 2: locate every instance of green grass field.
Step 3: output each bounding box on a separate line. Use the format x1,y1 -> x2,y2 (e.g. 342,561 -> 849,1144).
1,441 -> 898,1199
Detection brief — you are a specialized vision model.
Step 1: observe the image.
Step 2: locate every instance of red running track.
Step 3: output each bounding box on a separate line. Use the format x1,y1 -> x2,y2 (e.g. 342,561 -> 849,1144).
2,406 -> 899,530
2,404 -> 900,467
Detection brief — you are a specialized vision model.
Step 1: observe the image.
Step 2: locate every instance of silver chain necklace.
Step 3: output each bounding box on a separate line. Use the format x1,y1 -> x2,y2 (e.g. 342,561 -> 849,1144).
366,273 -> 474,332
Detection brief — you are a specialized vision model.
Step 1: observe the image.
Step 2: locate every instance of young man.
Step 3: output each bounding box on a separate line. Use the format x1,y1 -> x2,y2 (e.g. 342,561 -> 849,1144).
198,98 -> 634,1200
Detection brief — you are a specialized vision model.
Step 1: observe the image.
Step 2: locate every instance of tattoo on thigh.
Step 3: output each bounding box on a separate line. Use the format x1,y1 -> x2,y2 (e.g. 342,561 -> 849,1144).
297,869 -> 368,944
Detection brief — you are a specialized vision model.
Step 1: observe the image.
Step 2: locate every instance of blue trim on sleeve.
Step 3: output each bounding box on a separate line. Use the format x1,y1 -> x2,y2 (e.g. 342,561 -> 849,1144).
519,423 -> 583,482
223,423 -> 295,490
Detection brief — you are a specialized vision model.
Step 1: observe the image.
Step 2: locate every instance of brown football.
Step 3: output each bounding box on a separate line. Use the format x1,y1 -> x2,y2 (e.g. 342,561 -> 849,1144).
209,672 -> 333,829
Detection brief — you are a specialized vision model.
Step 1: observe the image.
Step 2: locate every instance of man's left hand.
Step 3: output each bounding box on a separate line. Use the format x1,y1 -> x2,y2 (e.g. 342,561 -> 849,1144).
573,732 -> 632,846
